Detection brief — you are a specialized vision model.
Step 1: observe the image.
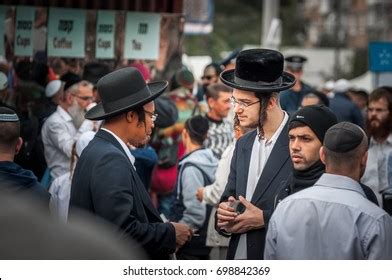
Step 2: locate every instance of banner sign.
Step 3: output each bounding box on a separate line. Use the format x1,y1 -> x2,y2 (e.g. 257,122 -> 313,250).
0,6 -> 6,56
14,6 -> 35,56
95,10 -> 115,59
369,42 -> 392,72
124,12 -> 161,60
47,8 -> 85,57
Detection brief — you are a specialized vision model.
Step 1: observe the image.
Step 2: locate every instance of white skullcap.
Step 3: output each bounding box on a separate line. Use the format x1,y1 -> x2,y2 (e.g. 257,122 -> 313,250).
334,79 -> 351,93
0,72 -> 8,91
45,80 -> 63,98
76,131 -> 95,157
323,80 -> 335,91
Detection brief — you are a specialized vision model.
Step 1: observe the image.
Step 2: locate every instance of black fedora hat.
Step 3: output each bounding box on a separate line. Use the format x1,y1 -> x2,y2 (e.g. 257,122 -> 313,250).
85,67 -> 168,120
220,49 -> 295,93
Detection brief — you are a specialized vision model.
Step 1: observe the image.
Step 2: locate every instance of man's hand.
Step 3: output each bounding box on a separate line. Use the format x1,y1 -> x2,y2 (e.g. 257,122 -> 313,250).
224,196 -> 264,234
196,187 -> 204,202
170,222 -> 193,248
216,196 -> 237,230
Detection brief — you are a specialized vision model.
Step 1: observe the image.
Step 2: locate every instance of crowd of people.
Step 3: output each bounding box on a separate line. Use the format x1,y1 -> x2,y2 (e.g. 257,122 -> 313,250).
0,48 -> 391,260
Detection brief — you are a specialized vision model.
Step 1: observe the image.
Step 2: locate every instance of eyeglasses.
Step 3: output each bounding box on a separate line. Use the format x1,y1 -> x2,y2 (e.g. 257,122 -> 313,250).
144,110 -> 158,122
230,96 -> 260,109
72,94 -> 94,101
367,108 -> 389,114
201,75 -> 215,81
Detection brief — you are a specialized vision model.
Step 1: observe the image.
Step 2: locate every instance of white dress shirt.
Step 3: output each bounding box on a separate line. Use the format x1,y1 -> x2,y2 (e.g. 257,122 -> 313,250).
361,133 -> 392,205
41,106 -> 94,179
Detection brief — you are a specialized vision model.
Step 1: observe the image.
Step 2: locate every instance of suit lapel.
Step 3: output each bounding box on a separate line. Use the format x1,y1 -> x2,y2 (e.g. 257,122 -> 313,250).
251,122 -> 290,204
97,129 -> 163,222
238,130 -> 257,197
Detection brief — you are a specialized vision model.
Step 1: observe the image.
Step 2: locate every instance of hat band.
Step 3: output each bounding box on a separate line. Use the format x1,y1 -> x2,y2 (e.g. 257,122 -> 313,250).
0,113 -> 19,122
102,86 -> 152,113
287,62 -> 303,69
234,76 -> 282,87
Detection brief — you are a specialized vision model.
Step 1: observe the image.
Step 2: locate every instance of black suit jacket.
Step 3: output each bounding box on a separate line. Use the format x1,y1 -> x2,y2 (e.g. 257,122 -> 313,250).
218,124 -> 292,260
69,129 -> 176,259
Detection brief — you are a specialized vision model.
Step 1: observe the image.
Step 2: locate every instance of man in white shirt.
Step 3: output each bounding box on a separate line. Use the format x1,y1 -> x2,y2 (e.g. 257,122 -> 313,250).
361,87 -> 392,209
216,49 -> 296,259
265,122 -> 392,259
41,80 -> 94,179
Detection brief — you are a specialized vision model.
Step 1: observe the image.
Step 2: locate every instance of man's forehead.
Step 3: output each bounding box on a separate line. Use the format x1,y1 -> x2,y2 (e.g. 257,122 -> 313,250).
289,125 -> 317,136
204,67 -> 217,75
232,89 -> 256,99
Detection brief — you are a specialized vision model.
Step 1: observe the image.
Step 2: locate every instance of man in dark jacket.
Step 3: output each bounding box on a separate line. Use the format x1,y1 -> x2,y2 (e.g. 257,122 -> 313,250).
274,105 -> 378,207
279,55 -> 314,113
69,67 -> 192,259
216,49 -> 295,259
0,107 -> 50,209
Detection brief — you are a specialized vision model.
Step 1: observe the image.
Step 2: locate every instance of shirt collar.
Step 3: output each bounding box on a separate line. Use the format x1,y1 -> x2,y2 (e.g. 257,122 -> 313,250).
57,105 -> 72,122
259,111 -> 289,145
369,133 -> 392,146
315,173 -> 365,197
100,128 -> 136,167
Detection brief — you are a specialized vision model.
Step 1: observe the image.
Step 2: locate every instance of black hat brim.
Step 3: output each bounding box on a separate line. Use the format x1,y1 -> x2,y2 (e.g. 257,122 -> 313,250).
85,81 -> 168,120
220,69 -> 296,93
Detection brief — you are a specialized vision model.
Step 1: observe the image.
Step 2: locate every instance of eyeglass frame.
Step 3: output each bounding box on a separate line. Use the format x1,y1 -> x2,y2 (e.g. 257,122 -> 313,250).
230,96 -> 260,110
144,109 -> 158,122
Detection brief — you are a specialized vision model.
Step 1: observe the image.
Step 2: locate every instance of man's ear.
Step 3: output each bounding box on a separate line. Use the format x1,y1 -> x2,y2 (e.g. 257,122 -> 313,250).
319,146 -> 326,164
15,137 -> 23,155
125,111 -> 135,123
268,95 -> 278,109
361,151 -> 368,167
207,97 -> 215,109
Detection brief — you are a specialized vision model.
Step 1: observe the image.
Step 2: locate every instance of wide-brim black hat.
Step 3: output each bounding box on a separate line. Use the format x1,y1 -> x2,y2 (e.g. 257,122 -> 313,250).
85,67 -> 168,120
220,49 -> 296,93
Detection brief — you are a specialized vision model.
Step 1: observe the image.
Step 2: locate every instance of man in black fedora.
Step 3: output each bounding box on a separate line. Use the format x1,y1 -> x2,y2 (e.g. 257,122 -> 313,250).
216,48 -> 295,259
279,55 -> 314,113
69,67 -> 192,259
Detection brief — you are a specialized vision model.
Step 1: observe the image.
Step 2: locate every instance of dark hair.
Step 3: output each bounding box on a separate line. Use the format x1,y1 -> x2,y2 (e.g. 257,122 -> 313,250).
288,120 -> 307,131
369,87 -> 392,111
303,91 -> 330,107
205,83 -> 231,101
204,63 -> 223,75
255,91 -> 277,140
0,107 -> 20,151
185,115 -> 209,146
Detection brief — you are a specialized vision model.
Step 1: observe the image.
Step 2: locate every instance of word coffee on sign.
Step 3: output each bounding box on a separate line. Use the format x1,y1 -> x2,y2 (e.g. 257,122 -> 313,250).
47,7 -> 85,57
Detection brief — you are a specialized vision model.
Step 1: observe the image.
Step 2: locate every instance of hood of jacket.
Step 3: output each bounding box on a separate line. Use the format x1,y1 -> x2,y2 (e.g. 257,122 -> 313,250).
0,161 -> 41,190
179,148 -> 218,182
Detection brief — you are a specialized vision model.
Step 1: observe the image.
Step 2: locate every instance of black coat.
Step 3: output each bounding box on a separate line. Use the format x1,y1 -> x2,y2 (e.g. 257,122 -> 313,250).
217,125 -> 292,260
69,129 -> 176,259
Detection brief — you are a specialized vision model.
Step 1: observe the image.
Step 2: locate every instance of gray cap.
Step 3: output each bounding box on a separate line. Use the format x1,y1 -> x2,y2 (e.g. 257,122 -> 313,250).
324,122 -> 364,153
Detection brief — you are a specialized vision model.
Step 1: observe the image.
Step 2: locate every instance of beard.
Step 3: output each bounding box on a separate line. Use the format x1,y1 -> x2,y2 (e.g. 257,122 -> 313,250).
68,101 -> 86,129
366,115 -> 392,141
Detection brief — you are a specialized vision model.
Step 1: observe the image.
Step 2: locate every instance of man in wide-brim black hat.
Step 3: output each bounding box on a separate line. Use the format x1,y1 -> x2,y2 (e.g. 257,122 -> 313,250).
69,67 -> 192,259
216,48 -> 295,260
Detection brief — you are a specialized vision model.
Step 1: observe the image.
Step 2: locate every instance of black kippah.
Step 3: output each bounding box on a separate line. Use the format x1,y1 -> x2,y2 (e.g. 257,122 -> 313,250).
324,122 -> 364,153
